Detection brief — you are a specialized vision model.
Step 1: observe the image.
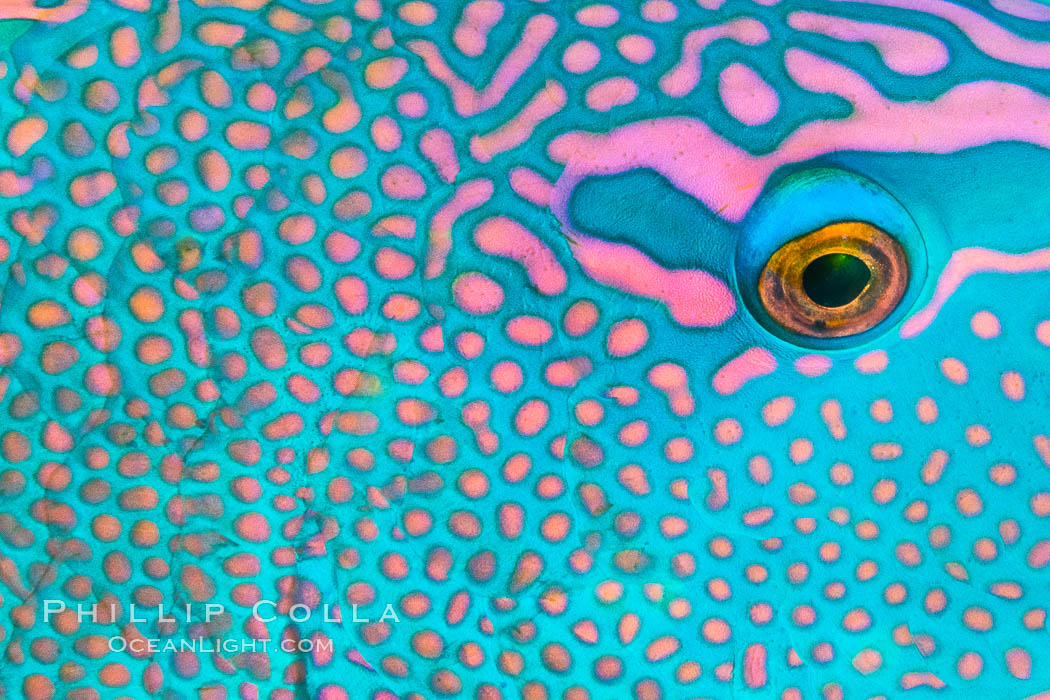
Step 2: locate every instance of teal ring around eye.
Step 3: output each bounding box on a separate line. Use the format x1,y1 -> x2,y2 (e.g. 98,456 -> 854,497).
734,166 -> 929,350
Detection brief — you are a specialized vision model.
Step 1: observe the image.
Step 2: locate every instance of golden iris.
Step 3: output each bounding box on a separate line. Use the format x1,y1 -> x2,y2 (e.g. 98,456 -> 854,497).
758,221 -> 908,338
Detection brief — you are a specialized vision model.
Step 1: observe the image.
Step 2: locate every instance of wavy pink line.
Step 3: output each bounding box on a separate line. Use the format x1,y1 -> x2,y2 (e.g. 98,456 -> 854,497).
901,247 -> 1050,338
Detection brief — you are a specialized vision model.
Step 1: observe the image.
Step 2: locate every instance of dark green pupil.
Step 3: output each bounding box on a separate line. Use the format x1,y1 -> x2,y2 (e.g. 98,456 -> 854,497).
802,253 -> 871,308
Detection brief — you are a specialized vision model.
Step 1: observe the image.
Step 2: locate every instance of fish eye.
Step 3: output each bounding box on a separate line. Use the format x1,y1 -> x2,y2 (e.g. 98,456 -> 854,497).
735,167 -> 930,348
758,221 -> 908,338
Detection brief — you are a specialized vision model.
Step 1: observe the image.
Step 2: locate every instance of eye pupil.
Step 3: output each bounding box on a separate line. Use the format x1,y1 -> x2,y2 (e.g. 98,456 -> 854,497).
801,253 -> 871,308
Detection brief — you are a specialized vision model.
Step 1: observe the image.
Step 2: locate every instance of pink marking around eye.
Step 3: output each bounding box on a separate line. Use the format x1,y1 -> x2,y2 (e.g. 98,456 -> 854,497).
712,347 -> 777,395
901,247 -> 1050,338
832,0 -> 1050,68
718,62 -> 779,125
473,216 -> 568,296
569,232 -> 736,327
552,51 -> 1050,225
660,19 -> 770,98
788,11 -> 949,75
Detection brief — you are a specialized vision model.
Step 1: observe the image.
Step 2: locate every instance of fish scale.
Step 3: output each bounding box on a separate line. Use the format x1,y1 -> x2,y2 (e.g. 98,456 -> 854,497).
0,1 -> 1049,699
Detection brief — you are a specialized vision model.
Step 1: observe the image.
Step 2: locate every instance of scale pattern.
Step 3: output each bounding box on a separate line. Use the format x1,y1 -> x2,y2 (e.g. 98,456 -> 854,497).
1,0 -> 1050,698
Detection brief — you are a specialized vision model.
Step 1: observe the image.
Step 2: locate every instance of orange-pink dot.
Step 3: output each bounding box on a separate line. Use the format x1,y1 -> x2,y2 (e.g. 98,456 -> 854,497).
956,488 -> 984,516
453,272 -> 504,314
916,396 -> 939,423
564,299 -> 599,336
1006,648 -> 1032,679
713,418 -> 743,446
970,310 -> 1001,338
234,513 -> 270,542
606,318 -> 648,357
940,357 -> 969,384
574,398 -> 604,426
505,315 -> 552,347
563,40 -> 600,73
664,436 -> 693,463
618,420 -> 649,447
789,438 -> 813,464
965,425 -> 991,447
1000,371 -> 1025,401
963,606 -> 993,631
1037,320 -> 1050,346
701,618 -> 731,644
957,651 -> 983,680
489,360 -> 523,393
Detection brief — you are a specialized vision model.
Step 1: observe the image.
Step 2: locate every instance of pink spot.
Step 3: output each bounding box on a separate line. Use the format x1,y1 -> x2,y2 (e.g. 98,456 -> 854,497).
719,63 -> 779,125
380,164 -> 426,200
473,216 -> 567,295
794,354 -> 832,377
373,247 -> 416,280
575,4 -> 618,27
1005,648 -> 1032,679
854,349 -> 889,374
970,310 -> 1001,338
648,362 -> 695,417
617,34 -> 655,63
562,40 -> 600,73
585,76 -> 638,112
712,348 -> 777,395
453,272 -> 505,314
324,231 -> 361,262
641,0 -> 677,22
505,315 -> 553,346
490,360 -> 523,393
606,319 -> 649,357
564,300 -> 599,337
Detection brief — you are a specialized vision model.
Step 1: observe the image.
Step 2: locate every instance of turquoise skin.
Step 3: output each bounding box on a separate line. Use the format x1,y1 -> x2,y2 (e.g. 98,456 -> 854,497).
1,1 -> 1049,698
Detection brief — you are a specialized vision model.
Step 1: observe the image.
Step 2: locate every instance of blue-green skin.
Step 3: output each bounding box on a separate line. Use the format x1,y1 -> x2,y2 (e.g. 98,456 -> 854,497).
0,1 -> 1049,699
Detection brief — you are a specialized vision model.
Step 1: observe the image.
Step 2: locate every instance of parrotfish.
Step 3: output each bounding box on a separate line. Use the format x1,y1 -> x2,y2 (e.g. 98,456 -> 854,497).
1,0 -> 1050,698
